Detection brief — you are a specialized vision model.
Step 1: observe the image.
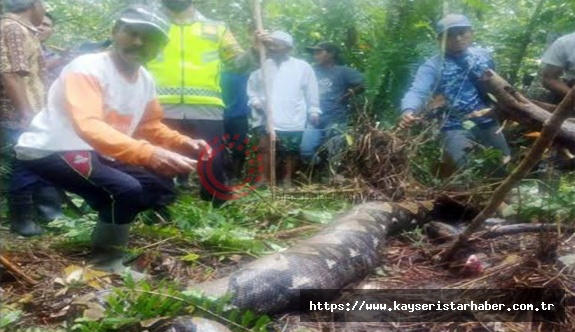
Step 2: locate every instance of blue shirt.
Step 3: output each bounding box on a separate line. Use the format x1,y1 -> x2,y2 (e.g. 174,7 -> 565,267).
401,46 -> 495,130
221,71 -> 250,119
314,65 -> 364,126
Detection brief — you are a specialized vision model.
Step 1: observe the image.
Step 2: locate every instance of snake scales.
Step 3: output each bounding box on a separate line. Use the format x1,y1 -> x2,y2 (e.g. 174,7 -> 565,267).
71,201 -> 432,331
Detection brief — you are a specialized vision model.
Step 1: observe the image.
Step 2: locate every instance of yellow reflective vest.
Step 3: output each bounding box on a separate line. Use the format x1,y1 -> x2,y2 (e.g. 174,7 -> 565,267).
147,20 -> 226,107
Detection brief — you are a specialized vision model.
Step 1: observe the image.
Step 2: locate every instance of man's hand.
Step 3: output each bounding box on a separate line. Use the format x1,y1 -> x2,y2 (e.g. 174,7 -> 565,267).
309,113 -> 320,127
182,138 -> 212,161
252,29 -> 272,48
148,147 -> 197,178
398,111 -> 422,129
250,100 -> 265,114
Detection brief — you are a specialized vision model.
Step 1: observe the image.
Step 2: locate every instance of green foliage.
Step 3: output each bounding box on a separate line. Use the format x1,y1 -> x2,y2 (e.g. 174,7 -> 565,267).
41,0 -> 575,121
398,226 -> 426,248
180,289 -> 272,332
71,277 -> 271,332
512,176 -> 575,223
47,214 -> 97,243
0,306 -> 23,329
159,191 -> 349,255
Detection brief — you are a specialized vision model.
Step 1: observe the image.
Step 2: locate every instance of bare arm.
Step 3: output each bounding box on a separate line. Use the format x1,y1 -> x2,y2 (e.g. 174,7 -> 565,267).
1,72 -> 34,127
542,64 -> 571,99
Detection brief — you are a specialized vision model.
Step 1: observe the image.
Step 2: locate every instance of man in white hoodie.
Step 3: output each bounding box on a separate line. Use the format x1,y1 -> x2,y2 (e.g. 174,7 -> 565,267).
247,31 -> 321,187
14,5 -> 209,278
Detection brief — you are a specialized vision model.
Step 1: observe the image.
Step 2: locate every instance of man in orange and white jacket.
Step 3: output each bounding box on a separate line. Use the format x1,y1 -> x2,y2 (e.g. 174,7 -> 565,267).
15,5 -> 210,278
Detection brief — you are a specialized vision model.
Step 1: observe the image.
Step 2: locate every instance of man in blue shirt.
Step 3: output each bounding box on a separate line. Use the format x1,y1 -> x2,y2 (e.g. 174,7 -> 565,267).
221,70 -> 250,183
301,42 -> 364,174
399,14 -> 510,170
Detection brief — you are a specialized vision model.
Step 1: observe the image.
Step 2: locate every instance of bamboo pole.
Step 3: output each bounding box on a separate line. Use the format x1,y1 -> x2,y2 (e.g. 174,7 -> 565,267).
252,0 -> 277,188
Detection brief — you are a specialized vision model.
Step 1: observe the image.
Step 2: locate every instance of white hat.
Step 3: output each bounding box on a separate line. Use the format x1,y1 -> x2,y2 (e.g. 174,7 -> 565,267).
270,30 -> 293,47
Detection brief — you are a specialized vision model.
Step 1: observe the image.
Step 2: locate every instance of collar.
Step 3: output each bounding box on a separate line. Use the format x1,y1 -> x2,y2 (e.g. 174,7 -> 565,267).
268,56 -> 292,66
444,48 -> 472,61
165,7 -> 210,25
1,13 -> 39,33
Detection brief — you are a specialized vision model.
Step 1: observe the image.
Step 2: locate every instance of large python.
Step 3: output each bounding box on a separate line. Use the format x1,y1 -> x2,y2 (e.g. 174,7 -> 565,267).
70,201 -> 432,331
187,201 -> 432,315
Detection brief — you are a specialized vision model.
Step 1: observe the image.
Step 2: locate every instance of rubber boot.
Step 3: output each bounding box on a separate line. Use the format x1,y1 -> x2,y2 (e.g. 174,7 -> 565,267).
33,186 -> 64,223
90,222 -> 147,280
8,194 -> 44,237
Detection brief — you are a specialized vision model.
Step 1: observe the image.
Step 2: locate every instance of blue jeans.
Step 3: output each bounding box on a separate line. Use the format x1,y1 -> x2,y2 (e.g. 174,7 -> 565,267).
300,123 -> 347,166
300,125 -> 324,165
442,121 -> 510,168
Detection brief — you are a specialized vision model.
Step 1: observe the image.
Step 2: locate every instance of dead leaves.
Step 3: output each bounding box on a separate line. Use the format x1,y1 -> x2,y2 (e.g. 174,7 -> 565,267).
54,265 -> 112,295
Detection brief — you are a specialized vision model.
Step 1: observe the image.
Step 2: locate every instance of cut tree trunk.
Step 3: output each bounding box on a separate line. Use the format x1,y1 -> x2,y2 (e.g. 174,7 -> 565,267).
438,82 -> 575,263
480,70 -> 575,149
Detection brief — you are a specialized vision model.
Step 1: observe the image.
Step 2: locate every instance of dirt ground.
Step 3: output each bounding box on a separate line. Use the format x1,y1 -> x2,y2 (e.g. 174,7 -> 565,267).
2,220 -> 574,332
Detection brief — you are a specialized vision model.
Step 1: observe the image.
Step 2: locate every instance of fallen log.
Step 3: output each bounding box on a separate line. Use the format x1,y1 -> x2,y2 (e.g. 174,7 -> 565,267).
481,70 -> 575,149
479,223 -> 575,239
438,83 -> 575,263
425,221 -> 575,242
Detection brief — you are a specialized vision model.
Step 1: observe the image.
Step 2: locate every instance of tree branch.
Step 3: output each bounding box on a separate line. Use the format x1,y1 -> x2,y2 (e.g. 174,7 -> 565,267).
437,79 -> 575,263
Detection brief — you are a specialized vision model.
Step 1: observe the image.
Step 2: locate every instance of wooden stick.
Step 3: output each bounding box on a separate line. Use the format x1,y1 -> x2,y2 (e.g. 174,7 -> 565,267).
438,75 -> 575,263
478,223 -> 574,239
252,0 -> 277,189
0,254 -> 38,285
427,222 -> 574,242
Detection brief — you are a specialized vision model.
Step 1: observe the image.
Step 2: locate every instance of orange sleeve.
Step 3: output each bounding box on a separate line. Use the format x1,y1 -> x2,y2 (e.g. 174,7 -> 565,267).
134,98 -> 190,153
64,72 -> 156,166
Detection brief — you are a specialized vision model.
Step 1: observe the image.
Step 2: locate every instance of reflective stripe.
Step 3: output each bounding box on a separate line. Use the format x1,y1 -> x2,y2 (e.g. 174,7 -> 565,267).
157,87 -> 222,99
146,22 -> 226,106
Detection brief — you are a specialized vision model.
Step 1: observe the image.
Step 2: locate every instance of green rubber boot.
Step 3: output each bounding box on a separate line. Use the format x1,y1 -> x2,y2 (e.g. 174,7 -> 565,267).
90,222 -> 147,281
8,194 -> 44,237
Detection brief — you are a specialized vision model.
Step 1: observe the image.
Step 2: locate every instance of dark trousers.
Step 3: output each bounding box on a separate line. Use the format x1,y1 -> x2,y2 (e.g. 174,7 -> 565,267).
223,116 -> 249,179
22,151 -> 176,224
163,119 -> 230,203
1,127 -> 52,194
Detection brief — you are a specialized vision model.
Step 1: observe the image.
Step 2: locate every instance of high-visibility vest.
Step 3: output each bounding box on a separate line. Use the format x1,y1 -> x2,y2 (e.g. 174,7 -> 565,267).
147,20 -> 226,107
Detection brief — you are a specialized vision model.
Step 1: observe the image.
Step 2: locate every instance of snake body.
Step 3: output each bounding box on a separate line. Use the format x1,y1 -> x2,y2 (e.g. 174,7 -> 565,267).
189,201 -> 431,314
70,202 -> 431,330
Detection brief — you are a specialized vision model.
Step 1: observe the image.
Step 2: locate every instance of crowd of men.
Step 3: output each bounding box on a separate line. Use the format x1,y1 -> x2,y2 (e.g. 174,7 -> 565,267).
0,0 -> 571,277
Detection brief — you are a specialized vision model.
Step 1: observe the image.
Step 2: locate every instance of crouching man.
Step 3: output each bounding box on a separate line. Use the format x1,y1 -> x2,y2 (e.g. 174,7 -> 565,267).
14,5 -> 210,278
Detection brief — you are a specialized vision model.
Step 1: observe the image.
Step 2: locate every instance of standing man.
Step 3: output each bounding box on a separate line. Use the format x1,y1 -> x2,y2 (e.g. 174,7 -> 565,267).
1,0 -> 64,236
301,41 -> 364,177
15,5 -> 209,277
399,14 -> 510,172
247,31 -> 321,188
221,68 -> 251,184
147,0 -> 259,206
37,12 -> 68,86
539,31 -> 575,103
531,31 -> 575,169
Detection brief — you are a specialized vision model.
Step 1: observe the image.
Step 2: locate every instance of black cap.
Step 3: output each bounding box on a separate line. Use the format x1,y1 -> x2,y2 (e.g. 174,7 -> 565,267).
306,42 -> 341,56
